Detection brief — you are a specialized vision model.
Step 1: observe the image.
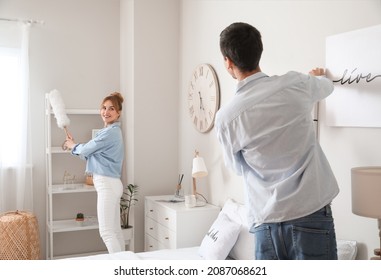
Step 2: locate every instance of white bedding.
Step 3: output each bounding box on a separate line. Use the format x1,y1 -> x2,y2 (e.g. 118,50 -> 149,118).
137,247 -> 202,260
68,239 -> 357,260
67,250 -> 141,260
67,247 -> 202,260
66,199 -> 358,261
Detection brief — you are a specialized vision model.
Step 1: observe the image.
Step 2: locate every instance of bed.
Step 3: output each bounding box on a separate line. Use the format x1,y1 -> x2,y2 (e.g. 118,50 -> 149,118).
68,199 -> 358,260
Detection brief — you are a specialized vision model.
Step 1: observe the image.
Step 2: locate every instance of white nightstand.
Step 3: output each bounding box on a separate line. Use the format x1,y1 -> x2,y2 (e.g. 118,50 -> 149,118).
144,195 -> 220,251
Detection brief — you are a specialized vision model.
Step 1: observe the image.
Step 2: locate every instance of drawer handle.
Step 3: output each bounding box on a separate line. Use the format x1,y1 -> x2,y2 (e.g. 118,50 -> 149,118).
149,245 -> 153,248
149,227 -> 153,230
165,217 -> 169,220
150,209 -> 154,212
165,237 -> 169,240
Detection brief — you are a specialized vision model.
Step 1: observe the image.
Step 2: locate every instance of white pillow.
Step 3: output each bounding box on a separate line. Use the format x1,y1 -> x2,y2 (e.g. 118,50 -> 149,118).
337,239 -> 357,260
222,199 -> 255,260
198,211 -> 241,260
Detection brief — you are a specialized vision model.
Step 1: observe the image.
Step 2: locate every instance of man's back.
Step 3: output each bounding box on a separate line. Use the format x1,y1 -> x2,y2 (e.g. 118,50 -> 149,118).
215,71 -> 339,224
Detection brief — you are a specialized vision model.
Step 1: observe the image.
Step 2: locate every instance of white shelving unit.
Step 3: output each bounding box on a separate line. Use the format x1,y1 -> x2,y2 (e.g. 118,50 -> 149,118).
45,94 -> 107,259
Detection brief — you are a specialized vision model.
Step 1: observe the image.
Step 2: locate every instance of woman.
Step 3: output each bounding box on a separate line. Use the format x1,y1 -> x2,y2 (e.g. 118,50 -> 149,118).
64,92 -> 125,253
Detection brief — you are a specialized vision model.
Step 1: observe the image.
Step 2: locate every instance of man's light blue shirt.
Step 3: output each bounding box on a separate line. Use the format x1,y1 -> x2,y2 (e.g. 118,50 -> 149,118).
71,122 -> 124,178
215,71 -> 339,225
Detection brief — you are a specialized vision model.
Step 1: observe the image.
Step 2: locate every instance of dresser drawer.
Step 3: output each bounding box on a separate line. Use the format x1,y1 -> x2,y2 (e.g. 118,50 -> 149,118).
145,198 -> 176,230
145,234 -> 166,252
145,216 -> 176,248
145,216 -> 159,239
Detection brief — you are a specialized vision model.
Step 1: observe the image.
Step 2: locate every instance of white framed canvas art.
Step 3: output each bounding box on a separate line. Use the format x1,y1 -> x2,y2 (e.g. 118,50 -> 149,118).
325,24 -> 381,127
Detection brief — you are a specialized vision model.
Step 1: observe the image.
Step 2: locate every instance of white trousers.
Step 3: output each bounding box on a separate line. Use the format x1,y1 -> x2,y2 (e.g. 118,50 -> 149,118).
93,174 -> 125,253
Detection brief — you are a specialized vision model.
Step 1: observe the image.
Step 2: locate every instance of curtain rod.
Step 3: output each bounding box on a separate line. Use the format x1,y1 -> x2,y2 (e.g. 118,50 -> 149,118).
0,17 -> 44,25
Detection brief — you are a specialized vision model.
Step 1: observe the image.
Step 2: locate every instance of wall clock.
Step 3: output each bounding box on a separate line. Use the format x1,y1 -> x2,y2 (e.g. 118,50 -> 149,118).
187,63 -> 220,133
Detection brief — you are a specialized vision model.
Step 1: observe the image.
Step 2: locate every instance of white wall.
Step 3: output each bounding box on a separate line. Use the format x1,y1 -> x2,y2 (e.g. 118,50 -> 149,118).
120,0 -> 180,252
178,0 -> 381,260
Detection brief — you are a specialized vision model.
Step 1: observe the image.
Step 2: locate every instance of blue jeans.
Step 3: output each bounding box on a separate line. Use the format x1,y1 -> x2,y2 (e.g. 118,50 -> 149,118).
250,205 -> 338,260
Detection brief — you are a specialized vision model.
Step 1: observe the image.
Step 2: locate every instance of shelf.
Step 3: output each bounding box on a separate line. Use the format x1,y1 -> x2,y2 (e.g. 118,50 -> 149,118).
49,218 -> 99,233
46,108 -> 99,115
49,184 -> 95,194
45,96 -> 108,259
66,109 -> 99,115
47,147 -> 71,154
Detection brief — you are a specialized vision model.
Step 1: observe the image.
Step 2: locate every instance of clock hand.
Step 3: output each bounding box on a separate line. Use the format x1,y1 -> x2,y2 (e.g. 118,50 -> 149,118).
198,91 -> 205,111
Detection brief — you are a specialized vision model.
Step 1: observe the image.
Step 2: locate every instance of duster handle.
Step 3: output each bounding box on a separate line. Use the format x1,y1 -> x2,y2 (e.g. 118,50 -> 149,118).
63,126 -> 70,138
61,126 -> 72,151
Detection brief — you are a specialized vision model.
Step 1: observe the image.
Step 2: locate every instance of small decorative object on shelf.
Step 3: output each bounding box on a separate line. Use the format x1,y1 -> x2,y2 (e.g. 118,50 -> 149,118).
75,213 -> 84,226
120,184 -> 138,229
63,170 -> 76,185
92,129 -> 100,139
85,173 -> 94,186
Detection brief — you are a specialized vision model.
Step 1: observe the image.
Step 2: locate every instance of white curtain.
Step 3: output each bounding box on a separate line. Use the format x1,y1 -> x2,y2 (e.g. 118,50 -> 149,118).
0,21 -> 33,213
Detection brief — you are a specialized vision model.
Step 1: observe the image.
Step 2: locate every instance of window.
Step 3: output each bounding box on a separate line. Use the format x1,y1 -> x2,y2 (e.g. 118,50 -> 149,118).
0,47 -> 24,167
0,21 -> 33,212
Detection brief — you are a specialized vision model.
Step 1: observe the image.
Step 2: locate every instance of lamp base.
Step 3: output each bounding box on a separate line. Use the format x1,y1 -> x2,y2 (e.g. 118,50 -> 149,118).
372,220 -> 381,260
194,193 -> 208,207
370,248 -> 380,260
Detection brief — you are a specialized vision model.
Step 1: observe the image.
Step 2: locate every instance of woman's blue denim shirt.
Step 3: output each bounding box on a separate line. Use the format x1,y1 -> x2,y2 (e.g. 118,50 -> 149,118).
71,122 -> 124,178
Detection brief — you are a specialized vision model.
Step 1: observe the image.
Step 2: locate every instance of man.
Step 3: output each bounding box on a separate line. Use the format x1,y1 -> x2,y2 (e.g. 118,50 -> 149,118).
215,22 -> 339,260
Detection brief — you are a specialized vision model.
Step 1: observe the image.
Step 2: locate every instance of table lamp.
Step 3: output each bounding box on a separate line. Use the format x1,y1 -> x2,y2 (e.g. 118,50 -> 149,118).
351,166 -> 381,260
192,150 -> 208,205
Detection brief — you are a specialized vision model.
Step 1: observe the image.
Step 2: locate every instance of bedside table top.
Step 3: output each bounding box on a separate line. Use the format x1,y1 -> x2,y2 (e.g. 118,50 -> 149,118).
145,195 -> 220,212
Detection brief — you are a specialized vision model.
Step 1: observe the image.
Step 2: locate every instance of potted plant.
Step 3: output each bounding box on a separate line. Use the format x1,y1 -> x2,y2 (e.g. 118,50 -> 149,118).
120,184 -> 138,229
75,212 -> 84,226
120,184 -> 138,245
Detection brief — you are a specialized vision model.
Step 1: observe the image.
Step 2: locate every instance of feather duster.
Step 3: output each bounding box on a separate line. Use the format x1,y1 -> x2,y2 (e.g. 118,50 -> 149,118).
48,89 -> 70,135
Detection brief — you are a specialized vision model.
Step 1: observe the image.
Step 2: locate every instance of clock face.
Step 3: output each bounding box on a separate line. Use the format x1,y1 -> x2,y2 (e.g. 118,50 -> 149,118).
188,64 -> 220,133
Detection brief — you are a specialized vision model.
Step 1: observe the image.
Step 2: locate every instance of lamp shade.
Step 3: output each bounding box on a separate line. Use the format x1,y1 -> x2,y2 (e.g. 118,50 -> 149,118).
192,156 -> 208,178
351,166 -> 381,219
